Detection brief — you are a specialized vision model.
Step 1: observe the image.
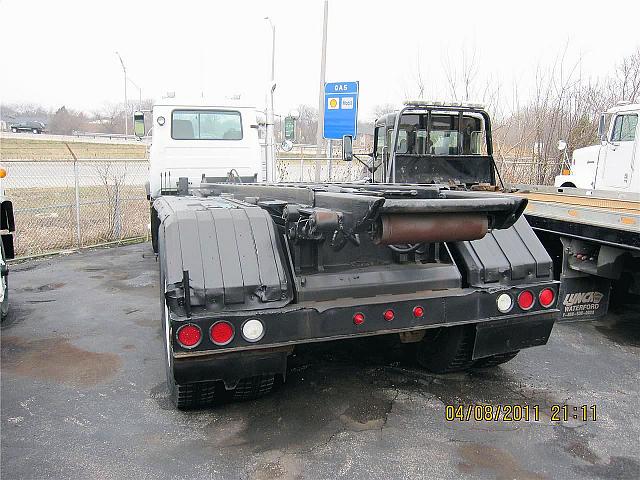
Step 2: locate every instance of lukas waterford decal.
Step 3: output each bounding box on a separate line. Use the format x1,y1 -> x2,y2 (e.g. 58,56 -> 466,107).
562,291 -> 605,318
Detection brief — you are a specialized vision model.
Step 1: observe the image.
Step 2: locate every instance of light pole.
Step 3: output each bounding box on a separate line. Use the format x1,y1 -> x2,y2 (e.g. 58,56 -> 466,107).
128,77 -> 142,110
315,0 -> 329,181
264,17 -> 277,182
115,51 -> 128,135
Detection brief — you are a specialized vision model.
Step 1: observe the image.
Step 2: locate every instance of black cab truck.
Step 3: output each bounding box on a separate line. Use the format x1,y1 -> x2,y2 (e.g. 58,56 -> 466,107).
150,101 -> 560,408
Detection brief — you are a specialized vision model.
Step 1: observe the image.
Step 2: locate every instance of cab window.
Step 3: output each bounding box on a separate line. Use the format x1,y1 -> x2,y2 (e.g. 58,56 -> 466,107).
611,114 -> 637,142
375,127 -> 386,155
172,110 -> 243,140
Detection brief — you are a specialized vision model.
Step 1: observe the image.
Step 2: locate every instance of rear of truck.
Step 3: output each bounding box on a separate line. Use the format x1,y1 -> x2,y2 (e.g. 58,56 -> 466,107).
155,182 -> 559,408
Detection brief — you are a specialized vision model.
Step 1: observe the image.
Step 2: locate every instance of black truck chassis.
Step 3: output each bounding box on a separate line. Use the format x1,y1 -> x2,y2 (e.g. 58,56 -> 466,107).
155,182 -> 559,407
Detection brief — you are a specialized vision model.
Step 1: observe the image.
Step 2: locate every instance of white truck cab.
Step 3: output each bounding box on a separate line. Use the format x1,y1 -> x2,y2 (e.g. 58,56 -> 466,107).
555,102 -> 639,192
145,99 -> 263,200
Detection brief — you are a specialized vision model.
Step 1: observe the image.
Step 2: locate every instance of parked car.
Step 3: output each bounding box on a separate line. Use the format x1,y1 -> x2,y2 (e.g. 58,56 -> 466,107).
10,121 -> 45,134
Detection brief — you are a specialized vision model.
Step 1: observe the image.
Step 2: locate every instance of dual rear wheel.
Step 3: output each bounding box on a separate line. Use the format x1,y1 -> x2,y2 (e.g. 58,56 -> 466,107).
415,324 -> 519,373
159,235 -> 275,409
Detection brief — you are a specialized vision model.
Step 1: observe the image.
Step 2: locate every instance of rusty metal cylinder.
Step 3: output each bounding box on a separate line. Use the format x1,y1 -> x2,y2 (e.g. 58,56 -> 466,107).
373,213 -> 488,245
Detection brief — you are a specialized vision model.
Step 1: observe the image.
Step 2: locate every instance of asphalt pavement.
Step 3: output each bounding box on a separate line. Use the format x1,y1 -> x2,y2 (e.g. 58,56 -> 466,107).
1,243 -> 639,480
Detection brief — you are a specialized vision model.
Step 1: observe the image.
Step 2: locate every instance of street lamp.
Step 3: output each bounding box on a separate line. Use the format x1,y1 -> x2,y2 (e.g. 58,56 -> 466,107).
128,77 -> 142,110
115,51 -> 128,135
264,17 -> 276,182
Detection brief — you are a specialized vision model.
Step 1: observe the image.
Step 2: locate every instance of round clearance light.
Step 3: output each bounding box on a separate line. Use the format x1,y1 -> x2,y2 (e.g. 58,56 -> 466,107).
176,324 -> 202,349
242,319 -> 264,342
539,288 -> 555,308
496,293 -> 513,313
210,321 -> 234,345
0,168 -> 6,178
157,116 -> 165,126
383,309 -> 395,322
353,312 -> 365,325
413,306 -> 424,318
517,290 -> 535,310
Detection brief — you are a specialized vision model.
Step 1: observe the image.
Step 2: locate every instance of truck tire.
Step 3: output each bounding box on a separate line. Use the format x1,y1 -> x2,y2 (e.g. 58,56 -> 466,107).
159,239 -> 217,409
473,351 -> 519,369
415,325 -> 475,373
150,205 -> 159,254
230,375 -> 275,401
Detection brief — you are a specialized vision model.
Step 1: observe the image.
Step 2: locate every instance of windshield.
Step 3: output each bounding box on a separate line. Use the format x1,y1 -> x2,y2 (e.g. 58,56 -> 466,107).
391,113 -> 486,155
171,110 -> 243,140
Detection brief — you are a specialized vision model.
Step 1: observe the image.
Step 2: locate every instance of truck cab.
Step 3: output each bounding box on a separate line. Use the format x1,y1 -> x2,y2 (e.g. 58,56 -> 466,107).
555,102 -> 639,192
143,99 -> 264,252
369,101 -> 494,186
147,99 -> 263,200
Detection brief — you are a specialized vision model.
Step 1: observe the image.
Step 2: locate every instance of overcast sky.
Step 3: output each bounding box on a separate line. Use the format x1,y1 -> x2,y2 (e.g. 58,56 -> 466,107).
1,0 -> 639,119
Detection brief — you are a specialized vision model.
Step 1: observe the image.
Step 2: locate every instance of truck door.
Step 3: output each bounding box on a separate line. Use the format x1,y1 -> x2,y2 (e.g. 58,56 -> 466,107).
599,113 -> 637,189
372,126 -> 386,183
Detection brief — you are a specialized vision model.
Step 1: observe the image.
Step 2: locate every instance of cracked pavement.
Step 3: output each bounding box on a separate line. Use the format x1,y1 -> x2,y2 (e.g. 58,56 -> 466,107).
1,243 -> 639,479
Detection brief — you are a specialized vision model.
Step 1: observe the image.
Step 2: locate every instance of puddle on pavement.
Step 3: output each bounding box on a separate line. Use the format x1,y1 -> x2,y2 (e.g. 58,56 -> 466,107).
16,282 -> 65,293
594,305 -> 640,348
149,335 -> 591,456
0,303 -> 35,329
550,425 -> 640,480
457,442 -> 547,479
1,335 -> 121,387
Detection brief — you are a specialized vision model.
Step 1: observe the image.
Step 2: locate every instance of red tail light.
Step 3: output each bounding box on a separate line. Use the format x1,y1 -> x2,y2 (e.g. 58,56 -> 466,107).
383,309 -> 395,321
413,306 -> 424,318
539,288 -> 555,307
210,321 -> 234,345
176,324 -> 202,348
353,312 -> 365,325
517,290 -> 535,310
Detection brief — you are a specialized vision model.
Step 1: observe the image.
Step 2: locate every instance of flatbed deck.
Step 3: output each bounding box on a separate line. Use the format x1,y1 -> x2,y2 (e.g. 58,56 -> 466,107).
508,185 -> 640,250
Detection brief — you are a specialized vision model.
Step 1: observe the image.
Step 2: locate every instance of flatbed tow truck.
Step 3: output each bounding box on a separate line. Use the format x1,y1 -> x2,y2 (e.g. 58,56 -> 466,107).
509,103 -> 640,320
138,100 -> 559,408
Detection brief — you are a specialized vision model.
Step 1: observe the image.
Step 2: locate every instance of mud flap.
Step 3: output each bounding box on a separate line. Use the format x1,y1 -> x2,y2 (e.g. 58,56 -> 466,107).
558,275 -> 611,321
472,316 -> 555,360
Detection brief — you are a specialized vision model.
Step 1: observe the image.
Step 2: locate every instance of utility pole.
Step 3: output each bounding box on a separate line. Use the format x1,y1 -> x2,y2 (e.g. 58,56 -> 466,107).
315,0 -> 328,182
115,51 -> 128,135
264,17 -> 277,182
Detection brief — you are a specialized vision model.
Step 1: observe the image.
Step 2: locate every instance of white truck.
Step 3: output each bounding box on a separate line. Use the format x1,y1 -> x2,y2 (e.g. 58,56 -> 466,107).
555,102 -> 638,192
142,99 -> 264,252
511,102 -> 639,320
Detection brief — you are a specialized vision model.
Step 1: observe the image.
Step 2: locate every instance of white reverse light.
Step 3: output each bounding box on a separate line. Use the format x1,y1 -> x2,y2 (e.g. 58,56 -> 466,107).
242,319 -> 264,342
496,294 -> 513,313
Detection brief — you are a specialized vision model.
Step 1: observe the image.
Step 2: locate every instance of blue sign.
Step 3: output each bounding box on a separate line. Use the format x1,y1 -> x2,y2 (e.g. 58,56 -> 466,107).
323,81 -> 359,139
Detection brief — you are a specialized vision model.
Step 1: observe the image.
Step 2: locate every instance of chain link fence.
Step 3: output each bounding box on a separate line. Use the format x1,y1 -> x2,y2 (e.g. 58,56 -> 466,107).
276,157 -> 368,183
3,159 -> 149,258
1,153 -> 560,259
496,158 -> 563,186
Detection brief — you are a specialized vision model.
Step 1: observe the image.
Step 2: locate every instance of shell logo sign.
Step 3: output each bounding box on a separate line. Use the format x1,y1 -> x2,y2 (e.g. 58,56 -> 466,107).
328,98 -> 339,109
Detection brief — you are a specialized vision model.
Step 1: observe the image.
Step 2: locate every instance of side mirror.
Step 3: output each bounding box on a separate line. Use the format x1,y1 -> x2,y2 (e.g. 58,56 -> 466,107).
133,111 -> 145,137
597,114 -> 606,138
557,140 -> 567,151
342,135 -> 353,161
600,134 -> 608,144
